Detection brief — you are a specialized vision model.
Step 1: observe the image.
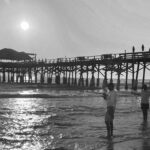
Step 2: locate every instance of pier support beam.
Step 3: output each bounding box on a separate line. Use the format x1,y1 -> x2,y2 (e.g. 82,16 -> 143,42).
55,75 -> 60,84
86,66 -> 89,87
110,69 -> 113,83
68,69 -> 71,86
117,64 -> 121,91
34,67 -> 38,84
74,65 -> 77,86
63,76 -> 67,84
71,66 -> 74,86
90,75 -> 95,87
134,62 -> 140,90
102,67 -> 108,89
7,70 -> 10,83
2,67 -> 5,82
78,70 -> 84,87
117,73 -> 121,91
142,62 -> 146,87
48,77 -> 52,84
97,64 -> 100,87
132,48 -> 135,89
78,65 -> 84,87
125,63 -> 128,90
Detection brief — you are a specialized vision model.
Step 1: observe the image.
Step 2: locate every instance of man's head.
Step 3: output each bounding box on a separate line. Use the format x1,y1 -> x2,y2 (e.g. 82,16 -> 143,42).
108,83 -> 114,91
142,84 -> 147,91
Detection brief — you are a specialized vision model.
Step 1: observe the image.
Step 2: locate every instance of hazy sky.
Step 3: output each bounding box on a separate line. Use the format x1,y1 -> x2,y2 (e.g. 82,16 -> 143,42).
1,0 -> 150,59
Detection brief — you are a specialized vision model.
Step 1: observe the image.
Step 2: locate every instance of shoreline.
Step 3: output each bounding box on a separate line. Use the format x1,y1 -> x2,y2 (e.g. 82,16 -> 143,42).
0,93 -> 96,98
0,82 -> 143,90
0,83 -> 102,90
0,83 -> 141,98
0,83 -> 142,94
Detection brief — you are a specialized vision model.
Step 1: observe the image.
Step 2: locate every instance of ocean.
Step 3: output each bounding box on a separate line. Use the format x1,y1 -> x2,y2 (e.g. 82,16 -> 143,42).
0,85 -> 149,150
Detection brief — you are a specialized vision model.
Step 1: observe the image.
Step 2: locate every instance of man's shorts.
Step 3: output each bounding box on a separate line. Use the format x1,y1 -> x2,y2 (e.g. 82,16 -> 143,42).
105,106 -> 115,122
141,103 -> 149,110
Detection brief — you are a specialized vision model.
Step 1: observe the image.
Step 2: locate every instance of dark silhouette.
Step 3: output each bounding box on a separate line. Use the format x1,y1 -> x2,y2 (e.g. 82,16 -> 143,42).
132,46 -> 135,53
141,84 -> 150,122
0,48 -> 33,60
142,44 -> 144,51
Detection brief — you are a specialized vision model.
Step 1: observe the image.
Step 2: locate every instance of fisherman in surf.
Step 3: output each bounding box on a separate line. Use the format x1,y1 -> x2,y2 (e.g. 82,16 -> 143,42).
132,84 -> 150,123
141,84 -> 150,122
103,83 -> 118,138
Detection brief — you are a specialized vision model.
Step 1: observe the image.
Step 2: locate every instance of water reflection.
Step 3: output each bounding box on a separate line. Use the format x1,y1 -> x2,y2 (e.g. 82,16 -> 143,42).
141,122 -> 148,131
0,89 -> 149,150
19,90 -> 38,95
0,98 -> 55,150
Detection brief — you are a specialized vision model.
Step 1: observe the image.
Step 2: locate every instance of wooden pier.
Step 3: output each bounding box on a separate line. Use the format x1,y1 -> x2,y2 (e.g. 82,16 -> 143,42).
0,46 -> 150,90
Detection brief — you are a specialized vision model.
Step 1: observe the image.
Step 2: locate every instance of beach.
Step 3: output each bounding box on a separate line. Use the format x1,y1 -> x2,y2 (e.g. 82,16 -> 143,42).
0,84 -> 149,150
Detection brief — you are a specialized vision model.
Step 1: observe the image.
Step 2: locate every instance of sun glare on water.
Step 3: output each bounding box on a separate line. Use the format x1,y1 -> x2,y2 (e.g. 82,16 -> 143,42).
20,21 -> 29,31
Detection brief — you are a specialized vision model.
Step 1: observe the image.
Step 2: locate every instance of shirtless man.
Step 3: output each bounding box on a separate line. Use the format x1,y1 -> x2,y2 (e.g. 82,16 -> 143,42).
103,83 -> 117,138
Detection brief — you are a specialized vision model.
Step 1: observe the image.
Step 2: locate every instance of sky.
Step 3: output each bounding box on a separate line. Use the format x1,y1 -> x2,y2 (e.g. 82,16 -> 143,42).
1,0 -> 150,59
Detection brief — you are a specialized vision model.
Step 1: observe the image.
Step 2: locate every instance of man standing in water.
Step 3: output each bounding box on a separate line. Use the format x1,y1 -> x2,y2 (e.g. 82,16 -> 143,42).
103,83 -> 117,138
141,84 -> 150,123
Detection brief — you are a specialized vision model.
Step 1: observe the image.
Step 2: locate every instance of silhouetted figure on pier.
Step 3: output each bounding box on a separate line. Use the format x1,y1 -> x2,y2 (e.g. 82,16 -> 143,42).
141,84 -> 150,122
103,83 -> 118,138
142,44 -> 144,51
132,46 -> 135,53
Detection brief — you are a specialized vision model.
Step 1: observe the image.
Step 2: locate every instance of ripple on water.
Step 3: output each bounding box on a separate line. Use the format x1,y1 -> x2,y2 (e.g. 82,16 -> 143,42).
0,90 -> 149,150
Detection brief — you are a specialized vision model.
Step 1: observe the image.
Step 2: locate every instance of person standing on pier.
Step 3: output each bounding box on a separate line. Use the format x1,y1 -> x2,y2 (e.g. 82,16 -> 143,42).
103,83 -> 118,138
141,84 -> 150,122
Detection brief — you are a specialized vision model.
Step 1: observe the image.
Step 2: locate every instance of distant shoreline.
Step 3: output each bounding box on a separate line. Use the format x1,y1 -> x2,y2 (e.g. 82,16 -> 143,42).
0,83 -> 101,90
0,83 -> 145,91
0,83 -> 142,98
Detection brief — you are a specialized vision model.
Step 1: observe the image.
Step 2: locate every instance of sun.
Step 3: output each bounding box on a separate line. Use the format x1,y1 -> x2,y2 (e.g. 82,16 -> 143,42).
20,21 -> 29,31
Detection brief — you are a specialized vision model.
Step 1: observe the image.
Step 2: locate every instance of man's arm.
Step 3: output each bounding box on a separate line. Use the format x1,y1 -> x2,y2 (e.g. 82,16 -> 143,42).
103,93 -> 107,100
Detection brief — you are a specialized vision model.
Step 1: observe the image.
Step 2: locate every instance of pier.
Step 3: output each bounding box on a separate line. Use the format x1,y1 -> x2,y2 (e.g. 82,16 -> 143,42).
0,45 -> 150,90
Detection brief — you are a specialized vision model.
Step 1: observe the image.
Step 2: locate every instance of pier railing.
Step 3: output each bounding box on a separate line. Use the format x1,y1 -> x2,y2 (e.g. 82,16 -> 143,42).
1,50 -> 150,65
36,51 -> 150,64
